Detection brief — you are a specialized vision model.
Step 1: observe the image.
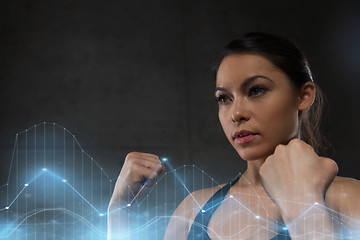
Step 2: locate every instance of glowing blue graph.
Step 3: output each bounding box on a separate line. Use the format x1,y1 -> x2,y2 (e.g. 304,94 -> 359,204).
1,123 -> 359,239
0,123 -> 219,239
0,123 -> 113,239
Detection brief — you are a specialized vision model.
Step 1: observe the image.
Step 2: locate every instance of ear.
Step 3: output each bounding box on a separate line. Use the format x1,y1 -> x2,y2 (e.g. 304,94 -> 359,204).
298,81 -> 315,111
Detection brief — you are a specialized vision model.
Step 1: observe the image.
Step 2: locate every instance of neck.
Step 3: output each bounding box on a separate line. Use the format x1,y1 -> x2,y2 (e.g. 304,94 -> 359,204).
238,159 -> 266,187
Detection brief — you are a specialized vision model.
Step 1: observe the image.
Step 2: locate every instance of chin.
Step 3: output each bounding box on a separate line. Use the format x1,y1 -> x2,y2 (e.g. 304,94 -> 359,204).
239,153 -> 266,161
236,146 -> 274,162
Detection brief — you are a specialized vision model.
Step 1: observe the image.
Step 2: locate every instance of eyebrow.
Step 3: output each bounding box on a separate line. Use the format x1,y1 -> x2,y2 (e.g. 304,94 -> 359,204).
215,75 -> 274,93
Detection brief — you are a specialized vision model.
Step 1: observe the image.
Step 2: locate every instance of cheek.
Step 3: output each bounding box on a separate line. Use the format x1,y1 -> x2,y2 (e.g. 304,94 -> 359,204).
257,100 -> 299,140
218,109 -> 232,138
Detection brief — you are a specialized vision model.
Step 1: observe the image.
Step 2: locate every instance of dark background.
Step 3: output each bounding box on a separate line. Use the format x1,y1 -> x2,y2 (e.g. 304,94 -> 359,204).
1,0 -> 360,187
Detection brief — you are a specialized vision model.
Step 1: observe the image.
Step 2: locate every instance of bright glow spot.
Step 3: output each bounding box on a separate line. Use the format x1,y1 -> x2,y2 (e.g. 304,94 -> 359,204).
161,158 -> 168,162
229,195 -> 233,198
127,204 -> 131,207
282,227 -> 288,231
42,168 -> 48,171
315,202 -> 319,205
62,179 -> 67,183
255,216 -> 260,219
99,213 -> 104,217
24,184 -> 29,187
201,210 -> 206,213
5,207 -> 9,210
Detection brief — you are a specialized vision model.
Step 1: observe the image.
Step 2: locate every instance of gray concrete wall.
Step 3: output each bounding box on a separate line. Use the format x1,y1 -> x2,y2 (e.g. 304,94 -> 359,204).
1,0 -> 359,185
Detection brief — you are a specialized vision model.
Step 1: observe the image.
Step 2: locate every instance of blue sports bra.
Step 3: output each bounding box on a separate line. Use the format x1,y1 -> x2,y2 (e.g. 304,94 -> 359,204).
187,176 -> 291,240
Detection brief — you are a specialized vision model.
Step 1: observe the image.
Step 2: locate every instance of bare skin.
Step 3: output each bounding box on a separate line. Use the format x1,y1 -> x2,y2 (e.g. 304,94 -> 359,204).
107,152 -> 164,239
164,175 -> 359,239
165,54 -> 360,239
109,54 -> 360,239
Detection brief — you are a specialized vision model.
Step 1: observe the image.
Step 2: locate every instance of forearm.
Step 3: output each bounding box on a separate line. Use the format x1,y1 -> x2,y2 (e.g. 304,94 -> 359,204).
107,200 -> 133,240
280,198 -> 339,240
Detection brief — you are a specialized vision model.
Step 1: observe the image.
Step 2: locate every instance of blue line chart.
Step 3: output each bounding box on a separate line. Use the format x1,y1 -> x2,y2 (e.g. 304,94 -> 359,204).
0,122 -> 219,239
1,123 -> 359,239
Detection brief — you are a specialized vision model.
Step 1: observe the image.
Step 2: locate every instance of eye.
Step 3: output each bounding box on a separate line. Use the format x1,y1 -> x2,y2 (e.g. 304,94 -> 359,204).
248,86 -> 267,97
215,94 -> 231,104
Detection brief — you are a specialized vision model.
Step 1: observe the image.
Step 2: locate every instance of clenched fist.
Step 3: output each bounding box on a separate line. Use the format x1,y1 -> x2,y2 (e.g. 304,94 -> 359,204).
259,139 -> 338,221
109,152 -> 165,207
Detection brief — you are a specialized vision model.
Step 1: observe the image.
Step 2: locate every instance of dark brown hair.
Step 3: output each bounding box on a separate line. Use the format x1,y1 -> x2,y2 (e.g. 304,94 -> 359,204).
213,32 -> 325,154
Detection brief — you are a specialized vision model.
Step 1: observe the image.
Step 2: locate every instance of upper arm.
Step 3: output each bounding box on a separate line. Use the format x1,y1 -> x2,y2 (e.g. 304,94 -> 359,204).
338,179 -> 360,229
326,178 -> 360,232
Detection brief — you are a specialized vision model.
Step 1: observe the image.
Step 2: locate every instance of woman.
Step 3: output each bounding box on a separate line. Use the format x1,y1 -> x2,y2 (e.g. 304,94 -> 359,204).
108,32 -> 360,240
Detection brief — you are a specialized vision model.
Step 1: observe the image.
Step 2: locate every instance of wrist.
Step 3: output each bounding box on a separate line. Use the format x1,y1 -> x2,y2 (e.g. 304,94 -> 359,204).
108,197 -> 131,212
279,194 -> 325,224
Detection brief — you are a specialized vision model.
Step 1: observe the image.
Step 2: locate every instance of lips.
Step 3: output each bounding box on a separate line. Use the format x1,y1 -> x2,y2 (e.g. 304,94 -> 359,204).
233,130 -> 258,144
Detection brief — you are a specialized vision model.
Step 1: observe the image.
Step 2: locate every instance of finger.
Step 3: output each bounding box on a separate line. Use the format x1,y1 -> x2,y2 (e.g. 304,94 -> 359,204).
125,153 -> 161,166
134,152 -> 161,163
142,164 -> 166,186
131,158 -> 163,170
132,164 -> 159,183
157,165 -> 166,175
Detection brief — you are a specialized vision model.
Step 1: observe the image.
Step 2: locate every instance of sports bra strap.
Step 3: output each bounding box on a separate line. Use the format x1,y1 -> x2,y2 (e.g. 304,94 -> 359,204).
187,176 -> 240,240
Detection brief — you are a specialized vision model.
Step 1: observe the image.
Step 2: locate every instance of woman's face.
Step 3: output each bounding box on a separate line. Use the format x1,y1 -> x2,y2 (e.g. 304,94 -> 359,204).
216,54 -> 301,161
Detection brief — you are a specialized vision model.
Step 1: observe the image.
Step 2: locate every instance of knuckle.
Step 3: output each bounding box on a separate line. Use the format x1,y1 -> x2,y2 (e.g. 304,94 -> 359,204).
125,151 -> 140,162
327,159 -> 339,173
274,144 -> 285,153
289,138 -> 301,146
125,152 -> 134,161
289,139 -> 308,149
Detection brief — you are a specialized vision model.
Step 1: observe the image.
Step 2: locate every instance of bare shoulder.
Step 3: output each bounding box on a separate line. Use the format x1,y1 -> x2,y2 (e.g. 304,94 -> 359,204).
328,176 -> 360,196
164,184 -> 225,240
326,176 -> 360,218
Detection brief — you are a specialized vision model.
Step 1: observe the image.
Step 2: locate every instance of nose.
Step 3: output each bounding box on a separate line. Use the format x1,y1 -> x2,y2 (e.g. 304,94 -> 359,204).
231,99 -> 249,123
